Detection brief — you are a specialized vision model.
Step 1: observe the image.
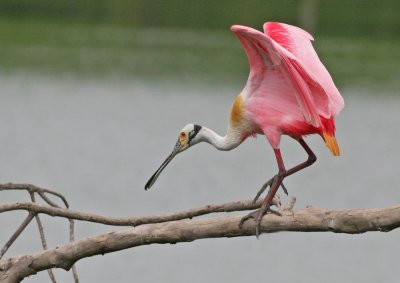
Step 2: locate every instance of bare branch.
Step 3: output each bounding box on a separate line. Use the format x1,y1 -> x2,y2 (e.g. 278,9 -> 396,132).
0,198 -> 281,227
0,213 -> 35,259
0,183 -> 69,208
29,192 -> 57,283
1,183 -> 399,282
68,219 -> 79,283
0,183 -> 79,282
1,205 -> 400,282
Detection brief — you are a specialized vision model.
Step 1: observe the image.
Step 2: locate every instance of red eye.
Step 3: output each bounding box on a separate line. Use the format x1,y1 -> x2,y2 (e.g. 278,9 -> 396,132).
180,132 -> 186,138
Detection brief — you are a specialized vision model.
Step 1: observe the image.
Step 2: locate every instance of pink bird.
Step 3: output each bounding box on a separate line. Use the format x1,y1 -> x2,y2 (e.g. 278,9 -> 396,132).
145,22 -> 344,237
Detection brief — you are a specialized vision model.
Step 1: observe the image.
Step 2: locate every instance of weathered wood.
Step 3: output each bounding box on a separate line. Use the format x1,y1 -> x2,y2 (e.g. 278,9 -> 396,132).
1,205 -> 399,283
0,198 -> 280,227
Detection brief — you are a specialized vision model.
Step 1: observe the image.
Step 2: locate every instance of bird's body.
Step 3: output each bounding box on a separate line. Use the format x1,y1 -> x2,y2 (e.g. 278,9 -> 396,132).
145,22 -> 344,237
229,22 -> 343,154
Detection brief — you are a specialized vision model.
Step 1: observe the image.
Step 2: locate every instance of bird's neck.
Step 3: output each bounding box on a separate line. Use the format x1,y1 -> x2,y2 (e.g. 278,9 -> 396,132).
201,126 -> 244,151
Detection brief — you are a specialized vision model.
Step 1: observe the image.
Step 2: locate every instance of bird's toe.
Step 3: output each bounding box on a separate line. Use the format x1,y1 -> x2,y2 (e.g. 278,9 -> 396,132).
239,207 -> 273,238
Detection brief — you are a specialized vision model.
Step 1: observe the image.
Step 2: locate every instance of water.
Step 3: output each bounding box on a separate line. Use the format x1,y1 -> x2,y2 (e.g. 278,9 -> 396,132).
0,74 -> 399,282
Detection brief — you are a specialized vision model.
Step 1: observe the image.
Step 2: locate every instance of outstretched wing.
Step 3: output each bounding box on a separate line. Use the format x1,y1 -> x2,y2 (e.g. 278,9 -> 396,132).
231,23 -> 344,127
264,22 -> 344,117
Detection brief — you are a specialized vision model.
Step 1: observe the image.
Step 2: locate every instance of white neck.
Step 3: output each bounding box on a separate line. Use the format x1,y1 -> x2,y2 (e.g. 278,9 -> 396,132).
200,126 -> 244,151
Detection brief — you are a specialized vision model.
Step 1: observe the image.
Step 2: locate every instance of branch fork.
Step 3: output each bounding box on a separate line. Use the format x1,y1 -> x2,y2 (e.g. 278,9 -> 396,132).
1,183 -> 400,283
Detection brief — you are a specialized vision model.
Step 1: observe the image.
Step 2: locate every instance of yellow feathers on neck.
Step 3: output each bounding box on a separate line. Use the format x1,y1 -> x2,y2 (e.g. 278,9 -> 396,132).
230,95 -> 245,127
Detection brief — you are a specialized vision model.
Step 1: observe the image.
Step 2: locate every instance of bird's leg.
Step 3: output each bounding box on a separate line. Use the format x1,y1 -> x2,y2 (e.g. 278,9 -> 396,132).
239,138 -> 316,238
252,138 -> 315,203
252,176 -> 287,204
284,138 -> 316,177
239,148 -> 286,237
252,176 -> 275,203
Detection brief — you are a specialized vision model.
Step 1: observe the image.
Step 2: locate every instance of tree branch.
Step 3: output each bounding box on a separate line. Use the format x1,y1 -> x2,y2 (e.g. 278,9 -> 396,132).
0,183 -> 79,282
1,204 -> 400,282
0,197 -> 283,227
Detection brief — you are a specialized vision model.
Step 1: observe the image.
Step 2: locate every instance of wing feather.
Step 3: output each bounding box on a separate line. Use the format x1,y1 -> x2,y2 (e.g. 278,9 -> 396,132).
231,23 -> 344,127
264,22 -> 344,116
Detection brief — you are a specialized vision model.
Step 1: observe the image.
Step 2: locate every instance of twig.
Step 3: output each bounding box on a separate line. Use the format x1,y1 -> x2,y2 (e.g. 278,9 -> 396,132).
69,218 -> 79,283
0,183 -> 78,282
0,183 -> 69,208
0,213 -> 35,259
30,192 -> 57,283
0,197 -> 282,227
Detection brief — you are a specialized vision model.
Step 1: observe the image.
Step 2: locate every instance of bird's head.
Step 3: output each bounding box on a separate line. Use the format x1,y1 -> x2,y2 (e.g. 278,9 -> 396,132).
145,124 -> 202,190
176,123 -> 203,152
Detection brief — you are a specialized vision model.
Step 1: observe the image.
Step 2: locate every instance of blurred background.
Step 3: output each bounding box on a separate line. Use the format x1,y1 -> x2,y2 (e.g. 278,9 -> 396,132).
0,1 -> 399,282
1,0 -> 399,87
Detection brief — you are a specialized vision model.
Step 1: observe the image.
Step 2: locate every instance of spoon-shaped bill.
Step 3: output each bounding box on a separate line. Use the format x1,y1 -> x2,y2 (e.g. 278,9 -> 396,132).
145,141 -> 182,190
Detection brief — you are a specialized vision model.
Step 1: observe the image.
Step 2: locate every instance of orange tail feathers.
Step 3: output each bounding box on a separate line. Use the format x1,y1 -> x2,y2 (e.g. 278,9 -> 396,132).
323,132 -> 340,156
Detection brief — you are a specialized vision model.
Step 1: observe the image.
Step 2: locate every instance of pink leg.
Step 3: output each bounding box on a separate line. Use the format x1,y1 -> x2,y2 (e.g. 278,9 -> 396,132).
239,138 -> 316,237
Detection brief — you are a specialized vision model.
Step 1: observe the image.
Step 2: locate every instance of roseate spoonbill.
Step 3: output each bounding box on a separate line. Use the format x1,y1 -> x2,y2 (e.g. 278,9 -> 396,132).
145,22 -> 344,237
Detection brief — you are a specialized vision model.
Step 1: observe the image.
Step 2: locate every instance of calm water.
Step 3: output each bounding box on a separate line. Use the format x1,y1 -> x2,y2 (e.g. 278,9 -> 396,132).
0,74 -> 399,282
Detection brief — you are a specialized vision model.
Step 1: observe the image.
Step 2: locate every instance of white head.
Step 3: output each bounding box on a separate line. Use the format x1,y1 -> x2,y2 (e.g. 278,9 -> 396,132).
177,123 -> 203,151
145,124 -> 202,190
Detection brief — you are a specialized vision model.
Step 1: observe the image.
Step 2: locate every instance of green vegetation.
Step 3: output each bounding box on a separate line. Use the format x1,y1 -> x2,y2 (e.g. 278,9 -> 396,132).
0,18 -> 399,90
1,0 -> 400,37
1,0 -> 399,89
0,19 -> 244,83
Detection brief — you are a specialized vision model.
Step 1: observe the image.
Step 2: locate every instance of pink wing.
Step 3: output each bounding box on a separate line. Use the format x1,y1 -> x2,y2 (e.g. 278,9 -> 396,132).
264,22 -> 344,117
231,23 -> 344,128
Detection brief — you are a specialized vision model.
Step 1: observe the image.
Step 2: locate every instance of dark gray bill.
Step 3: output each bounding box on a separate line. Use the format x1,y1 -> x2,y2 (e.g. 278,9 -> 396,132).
145,141 -> 182,190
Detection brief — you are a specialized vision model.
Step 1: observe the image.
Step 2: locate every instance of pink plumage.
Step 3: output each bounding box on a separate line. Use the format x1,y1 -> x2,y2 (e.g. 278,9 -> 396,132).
146,22 -> 344,237
231,22 -> 344,153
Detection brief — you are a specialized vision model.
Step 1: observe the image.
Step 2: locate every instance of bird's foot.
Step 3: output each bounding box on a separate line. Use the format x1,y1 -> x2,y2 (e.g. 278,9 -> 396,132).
238,206 -> 280,238
252,175 -> 288,204
281,182 -> 288,195
239,196 -> 296,238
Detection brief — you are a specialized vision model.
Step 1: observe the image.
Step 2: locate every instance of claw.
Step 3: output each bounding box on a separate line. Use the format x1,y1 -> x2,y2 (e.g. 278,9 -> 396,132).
238,210 -> 256,229
244,170 -> 289,237
239,206 -> 281,238
281,182 -> 288,195
252,177 -> 275,204
239,209 -> 262,237
252,175 -> 288,203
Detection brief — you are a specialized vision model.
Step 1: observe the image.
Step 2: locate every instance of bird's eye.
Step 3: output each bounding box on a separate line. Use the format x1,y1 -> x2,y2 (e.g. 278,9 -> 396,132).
180,132 -> 186,138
